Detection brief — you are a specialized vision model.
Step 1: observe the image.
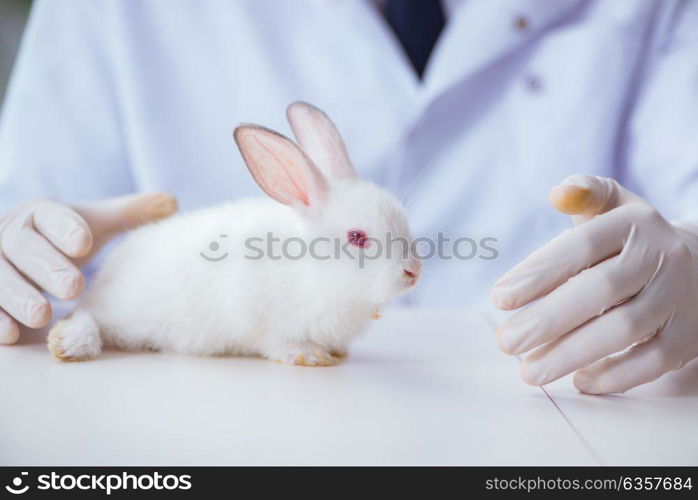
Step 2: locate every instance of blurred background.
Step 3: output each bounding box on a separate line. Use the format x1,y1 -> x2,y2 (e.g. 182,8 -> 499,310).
0,0 -> 31,105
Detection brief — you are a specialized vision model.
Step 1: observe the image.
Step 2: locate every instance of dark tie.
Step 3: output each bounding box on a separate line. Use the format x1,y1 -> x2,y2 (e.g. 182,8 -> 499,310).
384,0 -> 446,79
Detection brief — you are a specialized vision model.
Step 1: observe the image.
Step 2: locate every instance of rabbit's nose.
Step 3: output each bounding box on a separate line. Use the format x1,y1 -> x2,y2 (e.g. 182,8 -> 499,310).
403,260 -> 422,283
403,268 -> 418,279
403,267 -> 420,287
404,258 -> 422,278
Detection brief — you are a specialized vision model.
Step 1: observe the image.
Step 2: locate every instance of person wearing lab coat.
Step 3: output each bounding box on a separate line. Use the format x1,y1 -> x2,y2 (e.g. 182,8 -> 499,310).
0,0 -> 697,394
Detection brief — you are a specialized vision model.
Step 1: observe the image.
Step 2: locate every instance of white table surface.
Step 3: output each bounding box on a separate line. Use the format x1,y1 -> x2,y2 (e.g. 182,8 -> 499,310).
0,307 -> 695,466
545,359 -> 698,466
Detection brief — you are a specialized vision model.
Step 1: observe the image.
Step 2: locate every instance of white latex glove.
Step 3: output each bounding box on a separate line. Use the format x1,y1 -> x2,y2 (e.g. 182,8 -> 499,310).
492,175 -> 698,394
0,194 -> 177,344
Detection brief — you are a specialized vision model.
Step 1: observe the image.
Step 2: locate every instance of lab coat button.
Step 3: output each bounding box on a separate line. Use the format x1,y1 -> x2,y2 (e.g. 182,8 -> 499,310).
514,15 -> 529,32
524,75 -> 544,93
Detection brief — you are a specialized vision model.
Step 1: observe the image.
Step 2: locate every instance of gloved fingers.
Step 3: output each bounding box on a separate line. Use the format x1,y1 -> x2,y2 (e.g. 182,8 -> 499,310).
549,175 -> 645,225
1,210 -> 83,301
0,257 -> 52,328
32,200 -> 93,258
0,309 -> 20,345
496,250 -> 656,355
519,292 -> 668,386
572,334 -> 685,395
491,205 -> 634,310
72,193 -> 177,260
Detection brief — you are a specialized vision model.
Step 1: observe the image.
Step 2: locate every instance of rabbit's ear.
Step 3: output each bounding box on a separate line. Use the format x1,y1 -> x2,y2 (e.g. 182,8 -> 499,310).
286,101 -> 357,180
234,125 -> 328,209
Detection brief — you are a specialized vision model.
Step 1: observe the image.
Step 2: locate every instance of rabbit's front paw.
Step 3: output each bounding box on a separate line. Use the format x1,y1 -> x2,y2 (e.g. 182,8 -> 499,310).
329,347 -> 348,359
272,344 -> 338,367
47,310 -> 102,362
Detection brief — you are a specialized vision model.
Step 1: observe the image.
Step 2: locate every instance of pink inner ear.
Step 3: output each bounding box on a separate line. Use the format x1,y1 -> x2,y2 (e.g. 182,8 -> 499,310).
248,134 -> 309,205
286,102 -> 357,181
239,130 -> 313,206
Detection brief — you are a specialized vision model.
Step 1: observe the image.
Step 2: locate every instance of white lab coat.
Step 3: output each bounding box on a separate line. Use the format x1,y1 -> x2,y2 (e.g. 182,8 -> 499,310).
0,0 -> 697,307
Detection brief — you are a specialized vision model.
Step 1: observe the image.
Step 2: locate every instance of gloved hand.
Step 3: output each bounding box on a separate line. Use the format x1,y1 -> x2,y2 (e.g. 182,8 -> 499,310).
0,194 -> 177,344
492,175 -> 698,394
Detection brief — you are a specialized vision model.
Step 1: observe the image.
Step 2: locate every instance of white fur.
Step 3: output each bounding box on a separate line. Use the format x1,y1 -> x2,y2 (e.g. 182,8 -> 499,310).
49,103 -> 419,365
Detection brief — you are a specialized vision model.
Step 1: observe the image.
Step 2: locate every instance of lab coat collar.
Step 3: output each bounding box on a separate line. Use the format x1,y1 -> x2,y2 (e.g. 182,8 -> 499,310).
423,0 -> 589,101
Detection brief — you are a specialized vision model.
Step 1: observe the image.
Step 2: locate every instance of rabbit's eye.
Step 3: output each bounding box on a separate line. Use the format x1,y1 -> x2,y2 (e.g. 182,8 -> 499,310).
347,230 -> 368,248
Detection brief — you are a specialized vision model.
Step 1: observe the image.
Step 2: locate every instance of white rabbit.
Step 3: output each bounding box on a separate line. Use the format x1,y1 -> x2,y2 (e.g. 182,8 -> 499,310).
47,102 -> 421,366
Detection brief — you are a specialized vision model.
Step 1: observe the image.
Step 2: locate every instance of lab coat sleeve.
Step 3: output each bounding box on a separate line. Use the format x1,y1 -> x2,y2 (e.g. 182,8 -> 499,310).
625,0 -> 698,222
0,0 -> 134,214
